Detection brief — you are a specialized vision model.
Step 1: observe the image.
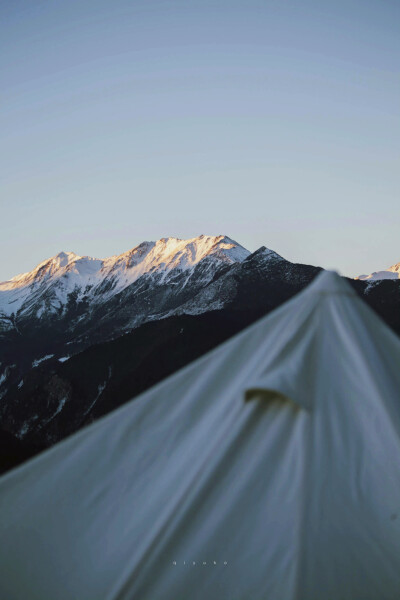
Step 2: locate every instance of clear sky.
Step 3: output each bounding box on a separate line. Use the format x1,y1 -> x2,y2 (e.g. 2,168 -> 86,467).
1,0 -> 399,280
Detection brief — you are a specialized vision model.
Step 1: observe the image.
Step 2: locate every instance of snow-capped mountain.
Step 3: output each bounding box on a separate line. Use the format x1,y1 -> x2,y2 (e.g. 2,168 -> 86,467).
0,235 -> 270,392
0,235 -> 288,409
0,235 -> 249,324
356,262 -> 400,281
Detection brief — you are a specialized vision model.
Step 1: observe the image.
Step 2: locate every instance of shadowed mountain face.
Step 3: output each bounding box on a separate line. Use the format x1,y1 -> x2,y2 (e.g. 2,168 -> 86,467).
1,236 -> 400,472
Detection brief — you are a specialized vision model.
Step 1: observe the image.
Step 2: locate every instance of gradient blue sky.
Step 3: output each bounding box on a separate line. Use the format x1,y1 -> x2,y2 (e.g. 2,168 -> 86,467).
1,0 -> 399,280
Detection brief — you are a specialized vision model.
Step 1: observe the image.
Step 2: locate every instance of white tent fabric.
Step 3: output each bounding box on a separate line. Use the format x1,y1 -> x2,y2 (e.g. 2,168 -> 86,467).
1,271 -> 400,600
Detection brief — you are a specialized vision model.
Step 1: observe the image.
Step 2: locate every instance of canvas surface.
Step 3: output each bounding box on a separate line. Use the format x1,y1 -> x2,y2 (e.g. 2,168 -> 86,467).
1,272 -> 400,599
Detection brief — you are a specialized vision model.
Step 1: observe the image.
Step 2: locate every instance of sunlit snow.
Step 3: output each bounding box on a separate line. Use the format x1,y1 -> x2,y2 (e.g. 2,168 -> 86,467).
356,262 -> 400,281
32,354 -> 54,367
0,235 -> 251,318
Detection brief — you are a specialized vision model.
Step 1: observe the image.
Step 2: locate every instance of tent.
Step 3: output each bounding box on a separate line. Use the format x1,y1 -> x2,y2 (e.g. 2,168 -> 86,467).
0,271 -> 400,600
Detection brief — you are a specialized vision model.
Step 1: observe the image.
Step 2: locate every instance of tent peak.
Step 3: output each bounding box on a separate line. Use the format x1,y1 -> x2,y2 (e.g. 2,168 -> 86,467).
306,270 -> 356,297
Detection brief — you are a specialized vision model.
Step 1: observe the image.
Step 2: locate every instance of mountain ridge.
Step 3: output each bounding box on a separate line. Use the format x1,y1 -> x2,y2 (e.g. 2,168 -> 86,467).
0,235 -> 250,321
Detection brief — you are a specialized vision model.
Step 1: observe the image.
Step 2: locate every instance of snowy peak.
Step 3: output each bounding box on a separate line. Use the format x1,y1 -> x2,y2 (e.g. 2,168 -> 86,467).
150,235 -> 250,268
388,263 -> 400,275
1,235 -> 249,294
245,246 -> 284,263
31,250 -> 82,275
204,235 -> 250,263
106,235 -> 249,273
51,251 -> 80,269
356,261 -> 400,281
0,236 -> 252,318
3,251 -> 83,289
99,235 -> 250,290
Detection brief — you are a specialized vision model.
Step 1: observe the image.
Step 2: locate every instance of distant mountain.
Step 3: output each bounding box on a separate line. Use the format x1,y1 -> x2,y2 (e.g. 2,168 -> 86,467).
0,235 -> 249,327
356,262 -> 400,281
0,235 -> 255,370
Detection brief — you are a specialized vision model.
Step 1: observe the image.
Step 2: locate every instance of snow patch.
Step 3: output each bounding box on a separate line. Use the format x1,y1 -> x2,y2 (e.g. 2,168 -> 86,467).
38,396 -> 68,431
83,382 -> 106,417
83,366 -> 113,417
51,395 -> 68,420
18,422 -> 31,438
32,354 -> 54,368
17,415 -> 39,438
